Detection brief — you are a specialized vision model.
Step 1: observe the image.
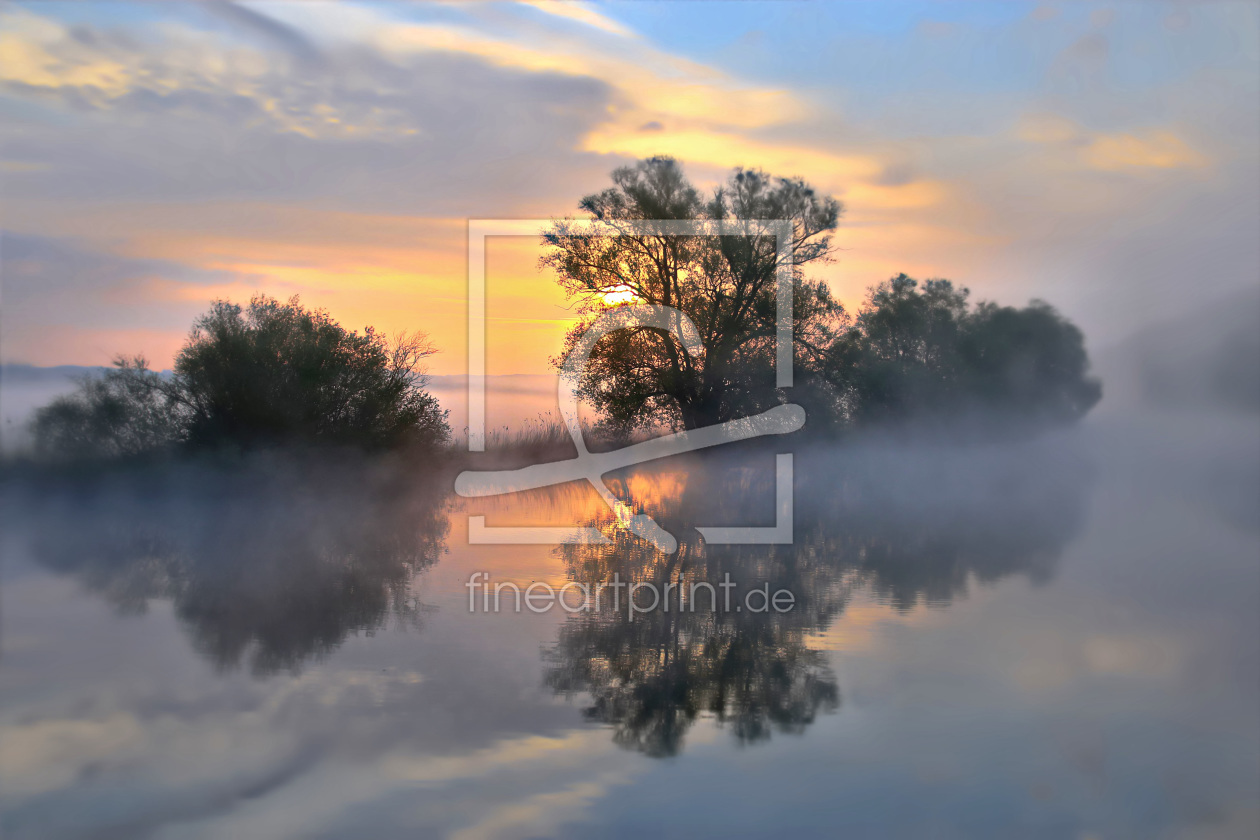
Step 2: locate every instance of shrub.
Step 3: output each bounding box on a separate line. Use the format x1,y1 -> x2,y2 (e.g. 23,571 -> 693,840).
824,274 -> 1101,432
31,356 -> 183,461
174,295 -> 448,450
30,295 -> 449,459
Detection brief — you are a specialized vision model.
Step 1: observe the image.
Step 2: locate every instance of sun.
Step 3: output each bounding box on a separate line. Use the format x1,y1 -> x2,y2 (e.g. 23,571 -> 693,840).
601,285 -> 639,306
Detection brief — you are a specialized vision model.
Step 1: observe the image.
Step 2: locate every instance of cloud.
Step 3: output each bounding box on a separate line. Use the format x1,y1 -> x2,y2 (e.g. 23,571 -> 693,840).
1018,113 -> 1207,171
0,7 -> 130,97
1,230 -> 225,300
579,125 -> 885,185
0,18 -> 616,213
199,0 -> 324,68
0,1 -> 1256,371
1083,130 -> 1206,171
518,0 -> 632,37
364,16 -> 807,133
0,231 -> 232,364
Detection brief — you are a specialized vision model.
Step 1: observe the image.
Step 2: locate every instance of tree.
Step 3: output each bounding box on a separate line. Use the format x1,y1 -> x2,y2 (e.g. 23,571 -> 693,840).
825,274 -> 1101,431
542,157 -> 844,432
30,295 -> 449,458
30,356 -> 184,460
958,299 -> 1103,426
826,273 -> 971,425
174,295 -> 447,450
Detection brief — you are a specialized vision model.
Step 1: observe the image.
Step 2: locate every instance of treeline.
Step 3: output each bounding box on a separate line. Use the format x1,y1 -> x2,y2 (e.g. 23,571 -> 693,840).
28,157 -> 1101,461
544,157 -> 1099,438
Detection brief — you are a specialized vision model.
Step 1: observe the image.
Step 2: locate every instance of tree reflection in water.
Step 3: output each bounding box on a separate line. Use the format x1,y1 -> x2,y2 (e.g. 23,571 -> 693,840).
13,436 -> 1092,757
546,521 -> 847,757
544,437 -> 1093,756
20,455 -> 449,675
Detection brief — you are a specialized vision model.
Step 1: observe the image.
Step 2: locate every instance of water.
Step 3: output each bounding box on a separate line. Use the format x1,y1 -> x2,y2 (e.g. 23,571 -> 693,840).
1,412 -> 1257,839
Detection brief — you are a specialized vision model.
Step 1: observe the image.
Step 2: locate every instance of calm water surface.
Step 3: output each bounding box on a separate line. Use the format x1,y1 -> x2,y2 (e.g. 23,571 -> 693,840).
2,412 -> 1257,839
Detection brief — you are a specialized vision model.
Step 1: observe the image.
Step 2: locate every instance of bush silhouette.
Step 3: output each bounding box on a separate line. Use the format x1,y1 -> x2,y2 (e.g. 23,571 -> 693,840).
824,273 -> 1101,432
175,295 -> 447,450
31,295 -> 448,458
30,356 -> 183,460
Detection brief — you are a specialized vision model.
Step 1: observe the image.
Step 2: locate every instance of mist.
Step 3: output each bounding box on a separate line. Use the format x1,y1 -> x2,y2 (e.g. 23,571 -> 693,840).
2,2 -> 1257,837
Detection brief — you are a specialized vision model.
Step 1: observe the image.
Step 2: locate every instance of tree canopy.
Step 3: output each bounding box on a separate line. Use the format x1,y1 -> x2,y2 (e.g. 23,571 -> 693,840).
826,273 -> 1102,431
31,295 -> 448,459
174,295 -> 447,450
542,156 -> 844,432
545,158 -> 1100,437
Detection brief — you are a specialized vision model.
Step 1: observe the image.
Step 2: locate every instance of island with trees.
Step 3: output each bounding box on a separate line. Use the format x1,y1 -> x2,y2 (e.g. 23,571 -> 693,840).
24,156 -> 1101,463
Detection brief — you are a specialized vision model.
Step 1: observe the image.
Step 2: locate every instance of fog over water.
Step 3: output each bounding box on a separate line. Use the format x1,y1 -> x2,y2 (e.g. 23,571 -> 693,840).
1,1 -> 1257,836
2,316 -> 1257,838
2,282 -> 1258,839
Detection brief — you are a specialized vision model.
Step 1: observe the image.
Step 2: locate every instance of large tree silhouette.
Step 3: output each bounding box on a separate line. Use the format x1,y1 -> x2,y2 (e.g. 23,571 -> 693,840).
542,157 -> 844,433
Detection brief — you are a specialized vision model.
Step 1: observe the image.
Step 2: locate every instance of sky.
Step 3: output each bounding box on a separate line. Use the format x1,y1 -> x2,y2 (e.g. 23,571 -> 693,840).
1,0 -> 1257,375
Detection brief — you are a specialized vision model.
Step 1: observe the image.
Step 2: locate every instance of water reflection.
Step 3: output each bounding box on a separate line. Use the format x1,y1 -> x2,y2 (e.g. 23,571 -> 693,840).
14,436 -> 1091,749
19,457 -> 449,675
545,437 -> 1092,755
789,441 -> 1088,611
545,523 -> 847,756
5,427 -> 1256,840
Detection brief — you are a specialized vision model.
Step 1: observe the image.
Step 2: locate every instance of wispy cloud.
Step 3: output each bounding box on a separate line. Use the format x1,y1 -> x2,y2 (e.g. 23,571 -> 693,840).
518,0 -> 633,37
